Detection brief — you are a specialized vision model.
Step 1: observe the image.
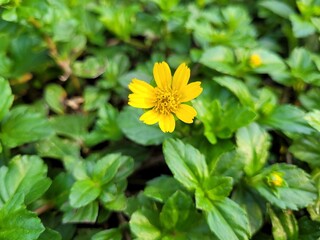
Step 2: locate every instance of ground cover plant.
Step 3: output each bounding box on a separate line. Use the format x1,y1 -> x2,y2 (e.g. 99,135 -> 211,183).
0,0 -> 320,239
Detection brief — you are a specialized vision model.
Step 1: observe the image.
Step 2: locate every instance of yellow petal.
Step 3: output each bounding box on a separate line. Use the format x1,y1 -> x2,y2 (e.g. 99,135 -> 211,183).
153,62 -> 172,90
139,109 -> 159,125
128,94 -> 155,108
158,114 -> 175,133
172,63 -> 190,91
175,104 -> 197,123
129,78 -> 155,95
180,82 -> 203,102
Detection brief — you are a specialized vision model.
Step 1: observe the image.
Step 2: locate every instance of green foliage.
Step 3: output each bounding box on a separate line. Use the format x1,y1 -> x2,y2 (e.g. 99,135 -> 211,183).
0,0 -> 320,239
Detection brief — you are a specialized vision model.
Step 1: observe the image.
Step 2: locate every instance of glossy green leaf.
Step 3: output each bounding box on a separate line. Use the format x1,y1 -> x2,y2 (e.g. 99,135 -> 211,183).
287,48 -> 320,85
259,104 -> 313,134
268,205 -> 298,240
305,110 -> 320,132
232,186 -> 265,235
92,153 -> 123,184
163,138 -> 209,190
214,76 -> 254,108
159,191 -> 193,230
200,46 -> 237,75
251,163 -> 317,210
0,77 -> 13,122
91,228 -> 122,240
196,176 -> 233,208
290,14 -> 316,38
72,56 -> 106,79
145,176 -> 185,203
298,216 -> 320,240
50,114 -> 91,141
0,106 -> 53,148
36,136 -> 81,161
38,228 -> 62,240
259,0 -> 295,18
85,104 -> 122,146
69,179 -> 101,208
206,198 -> 251,240
236,123 -> 271,176
63,201 -> 99,223
0,155 -> 51,206
194,99 -> 256,144
44,83 -> 66,115
0,199 -> 45,240
130,209 -> 162,240
289,133 -> 320,168
212,150 -> 244,184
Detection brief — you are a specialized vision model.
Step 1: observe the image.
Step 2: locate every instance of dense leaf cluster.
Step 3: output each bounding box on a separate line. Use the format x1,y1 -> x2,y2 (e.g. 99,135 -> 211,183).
0,0 -> 320,239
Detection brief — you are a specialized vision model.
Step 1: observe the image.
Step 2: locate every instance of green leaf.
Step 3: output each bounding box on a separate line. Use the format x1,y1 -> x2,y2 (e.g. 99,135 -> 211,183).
99,5 -> 140,41
0,106 -> 53,148
206,198 -> 251,240
163,138 -> 209,190
259,104 -> 313,134
92,153 -> 123,184
118,106 -> 170,146
299,88 -> 320,110
44,84 -> 66,115
232,186 -> 265,235
298,216 -> 320,240
38,228 -> 62,240
287,48 -> 320,85
308,169 -> 320,221
145,176 -> 185,203
194,99 -> 256,144
289,133 -> 320,168
195,176 -> 233,208
91,228 -> 122,240
200,46 -> 237,75
0,155 -> 51,206
130,209 -> 162,240
104,192 -> 127,211
290,14 -> 316,38
251,163 -> 317,210
214,76 -> 254,108
63,201 -> 99,224
69,179 -> 101,208
249,49 -> 288,84
45,173 -> 74,208
36,136 -> 81,161
72,56 -> 106,78
236,123 -> 271,176
0,77 -> 13,121
305,110 -> 320,132
160,191 -> 193,230
85,104 -> 122,146
268,206 -> 299,240
212,150 -> 244,184
259,0 -> 295,19
83,86 -> 110,111
50,114 -> 91,141
0,200 -> 44,240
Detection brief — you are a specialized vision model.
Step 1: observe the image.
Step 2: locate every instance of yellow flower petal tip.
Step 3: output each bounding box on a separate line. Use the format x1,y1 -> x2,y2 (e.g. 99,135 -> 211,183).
250,53 -> 262,67
128,61 -> 202,133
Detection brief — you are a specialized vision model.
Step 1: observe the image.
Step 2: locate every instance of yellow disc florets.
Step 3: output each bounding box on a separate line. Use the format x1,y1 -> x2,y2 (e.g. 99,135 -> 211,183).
153,88 -> 180,115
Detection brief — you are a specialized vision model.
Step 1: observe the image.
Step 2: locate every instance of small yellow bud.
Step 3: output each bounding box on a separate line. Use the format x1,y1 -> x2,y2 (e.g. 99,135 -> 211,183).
267,172 -> 284,187
250,54 -> 262,67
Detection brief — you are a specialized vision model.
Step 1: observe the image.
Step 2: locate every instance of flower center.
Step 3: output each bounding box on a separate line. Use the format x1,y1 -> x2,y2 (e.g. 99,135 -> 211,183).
153,88 -> 180,115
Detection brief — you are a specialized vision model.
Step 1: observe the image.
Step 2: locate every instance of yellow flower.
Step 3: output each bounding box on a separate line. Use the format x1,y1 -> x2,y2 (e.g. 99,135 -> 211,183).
267,172 -> 284,187
250,53 -> 262,67
128,62 -> 203,133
